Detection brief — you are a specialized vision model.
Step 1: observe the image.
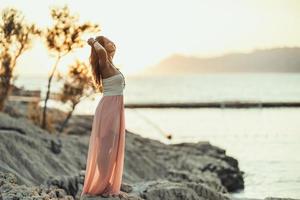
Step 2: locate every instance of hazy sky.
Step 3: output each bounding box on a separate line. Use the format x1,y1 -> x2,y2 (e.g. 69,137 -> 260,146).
1,0 -> 300,76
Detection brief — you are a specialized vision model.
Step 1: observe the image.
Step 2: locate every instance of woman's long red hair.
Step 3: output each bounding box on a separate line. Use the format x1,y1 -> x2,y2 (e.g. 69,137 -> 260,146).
90,37 -> 106,93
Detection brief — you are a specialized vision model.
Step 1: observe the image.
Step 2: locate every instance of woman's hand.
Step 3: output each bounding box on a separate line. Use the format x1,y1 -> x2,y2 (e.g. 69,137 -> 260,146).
87,38 -> 96,46
88,37 -> 106,52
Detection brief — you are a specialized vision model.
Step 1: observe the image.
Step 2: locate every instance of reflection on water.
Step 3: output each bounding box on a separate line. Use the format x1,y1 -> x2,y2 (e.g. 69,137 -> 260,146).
15,73 -> 300,104
125,108 -> 300,199
124,73 -> 300,103
14,73 -> 300,198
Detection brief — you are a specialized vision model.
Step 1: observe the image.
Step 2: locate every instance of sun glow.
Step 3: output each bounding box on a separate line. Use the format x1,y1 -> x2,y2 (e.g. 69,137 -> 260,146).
1,0 -> 300,76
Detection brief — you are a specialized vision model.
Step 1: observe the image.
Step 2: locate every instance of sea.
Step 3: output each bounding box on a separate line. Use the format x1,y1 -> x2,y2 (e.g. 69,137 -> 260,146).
14,73 -> 300,199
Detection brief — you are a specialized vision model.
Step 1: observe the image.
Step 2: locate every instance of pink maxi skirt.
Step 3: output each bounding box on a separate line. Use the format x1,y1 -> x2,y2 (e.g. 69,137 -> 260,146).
81,95 -> 125,196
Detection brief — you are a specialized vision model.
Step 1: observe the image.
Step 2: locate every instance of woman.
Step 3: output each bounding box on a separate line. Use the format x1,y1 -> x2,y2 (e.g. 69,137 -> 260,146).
80,36 -> 127,198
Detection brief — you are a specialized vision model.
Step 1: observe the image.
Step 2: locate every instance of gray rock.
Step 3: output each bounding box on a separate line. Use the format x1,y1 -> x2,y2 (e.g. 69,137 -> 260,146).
81,193 -> 143,200
45,174 -> 81,197
131,179 -> 231,200
0,172 -> 74,200
0,112 -> 241,199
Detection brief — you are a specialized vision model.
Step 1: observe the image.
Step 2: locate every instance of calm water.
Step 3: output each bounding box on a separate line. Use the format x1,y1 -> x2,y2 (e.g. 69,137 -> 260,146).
125,108 -> 300,199
15,73 -> 300,198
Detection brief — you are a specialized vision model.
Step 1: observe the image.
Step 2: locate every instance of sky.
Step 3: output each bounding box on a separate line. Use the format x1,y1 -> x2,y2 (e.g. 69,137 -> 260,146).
1,0 -> 300,76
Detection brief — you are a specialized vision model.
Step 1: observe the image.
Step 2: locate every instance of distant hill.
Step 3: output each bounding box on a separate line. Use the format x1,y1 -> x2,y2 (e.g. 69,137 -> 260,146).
141,47 -> 300,75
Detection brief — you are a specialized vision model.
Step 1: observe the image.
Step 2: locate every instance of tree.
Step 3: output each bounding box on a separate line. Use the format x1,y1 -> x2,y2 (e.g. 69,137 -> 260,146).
42,5 -> 99,129
56,60 -> 96,133
0,8 -> 41,111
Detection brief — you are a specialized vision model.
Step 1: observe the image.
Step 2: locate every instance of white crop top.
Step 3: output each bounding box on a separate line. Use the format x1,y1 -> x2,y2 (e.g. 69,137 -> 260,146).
102,73 -> 125,96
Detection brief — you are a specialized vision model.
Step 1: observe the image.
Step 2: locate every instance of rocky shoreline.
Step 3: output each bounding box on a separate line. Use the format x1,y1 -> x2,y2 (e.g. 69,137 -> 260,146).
0,104 -> 299,199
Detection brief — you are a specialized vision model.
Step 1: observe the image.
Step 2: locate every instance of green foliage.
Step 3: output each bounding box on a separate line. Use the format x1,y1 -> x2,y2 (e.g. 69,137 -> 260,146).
46,5 -> 99,56
57,60 -> 95,105
0,8 -> 41,111
41,5 -> 99,129
56,60 -> 96,133
0,6 -> 100,133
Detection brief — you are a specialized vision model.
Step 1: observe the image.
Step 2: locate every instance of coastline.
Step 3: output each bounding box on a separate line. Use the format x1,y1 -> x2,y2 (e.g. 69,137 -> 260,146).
0,108 -> 241,199
0,101 -> 299,199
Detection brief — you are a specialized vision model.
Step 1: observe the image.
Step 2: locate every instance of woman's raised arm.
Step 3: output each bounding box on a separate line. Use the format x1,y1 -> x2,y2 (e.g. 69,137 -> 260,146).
96,36 -> 116,62
87,38 -> 108,65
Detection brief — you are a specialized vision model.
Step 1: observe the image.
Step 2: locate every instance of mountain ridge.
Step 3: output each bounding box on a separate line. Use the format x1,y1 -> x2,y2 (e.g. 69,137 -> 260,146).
141,47 -> 300,75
